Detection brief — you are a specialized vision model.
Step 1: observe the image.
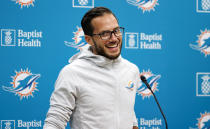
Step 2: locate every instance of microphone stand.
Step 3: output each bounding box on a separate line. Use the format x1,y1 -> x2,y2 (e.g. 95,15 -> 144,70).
140,76 -> 168,129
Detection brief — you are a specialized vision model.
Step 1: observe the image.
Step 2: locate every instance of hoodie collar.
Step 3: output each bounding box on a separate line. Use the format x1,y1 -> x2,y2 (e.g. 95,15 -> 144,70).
68,44 -> 122,67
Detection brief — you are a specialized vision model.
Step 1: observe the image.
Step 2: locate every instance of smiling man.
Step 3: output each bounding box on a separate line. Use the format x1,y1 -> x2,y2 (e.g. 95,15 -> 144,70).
44,7 -> 140,129
84,10 -> 122,60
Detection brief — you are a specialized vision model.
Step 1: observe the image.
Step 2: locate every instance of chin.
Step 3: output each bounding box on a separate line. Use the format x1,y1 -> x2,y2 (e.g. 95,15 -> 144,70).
106,53 -> 121,60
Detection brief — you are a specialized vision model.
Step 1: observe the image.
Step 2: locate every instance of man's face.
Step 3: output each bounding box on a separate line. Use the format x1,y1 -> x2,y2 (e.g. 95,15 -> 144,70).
86,13 -> 122,60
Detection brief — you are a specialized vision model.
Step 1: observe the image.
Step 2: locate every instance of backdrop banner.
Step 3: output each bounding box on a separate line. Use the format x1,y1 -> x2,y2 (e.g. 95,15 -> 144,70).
0,0 -> 210,129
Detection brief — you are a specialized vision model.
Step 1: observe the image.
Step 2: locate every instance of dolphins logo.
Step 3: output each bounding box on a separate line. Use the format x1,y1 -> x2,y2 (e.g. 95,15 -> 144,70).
2,74 -> 40,93
126,81 -> 135,90
126,0 -> 159,12
127,0 -> 151,6
64,26 -> 86,50
202,120 -> 210,129
137,70 -> 161,99
12,0 -> 35,8
197,112 -> 210,129
190,38 -> 210,51
2,69 -> 40,100
190,29 -> 210,57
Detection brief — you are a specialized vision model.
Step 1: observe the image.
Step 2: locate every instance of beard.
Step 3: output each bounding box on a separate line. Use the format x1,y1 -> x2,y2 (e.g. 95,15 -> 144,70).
91,38 -> 122,60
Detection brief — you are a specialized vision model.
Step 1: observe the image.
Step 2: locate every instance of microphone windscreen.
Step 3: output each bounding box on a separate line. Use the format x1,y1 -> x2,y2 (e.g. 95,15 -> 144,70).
140,75 -> 147,82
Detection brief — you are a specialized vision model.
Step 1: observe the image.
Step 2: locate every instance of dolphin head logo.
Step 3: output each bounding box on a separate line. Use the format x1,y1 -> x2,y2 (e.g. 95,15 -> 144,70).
64,26 -> 86,50
137,70 -> 161,99
190,29 -> 210,57
126,81 -> 135,90
16,74 -> 40,92
126,0 -> 159,12
197,112 -> 210,129
202,120 -> 210,129
2,69 -> 40,100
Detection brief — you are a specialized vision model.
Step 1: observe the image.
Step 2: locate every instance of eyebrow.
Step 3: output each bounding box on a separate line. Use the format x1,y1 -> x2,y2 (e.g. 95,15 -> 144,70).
99,27 -> 120,33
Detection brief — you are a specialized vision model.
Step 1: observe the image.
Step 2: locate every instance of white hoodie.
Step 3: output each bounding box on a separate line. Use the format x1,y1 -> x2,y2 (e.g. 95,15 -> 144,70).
44,45 -> 141,129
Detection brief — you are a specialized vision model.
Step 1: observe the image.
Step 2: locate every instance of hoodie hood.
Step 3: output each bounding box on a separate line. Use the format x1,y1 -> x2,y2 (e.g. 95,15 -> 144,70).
68,44 -> 122,67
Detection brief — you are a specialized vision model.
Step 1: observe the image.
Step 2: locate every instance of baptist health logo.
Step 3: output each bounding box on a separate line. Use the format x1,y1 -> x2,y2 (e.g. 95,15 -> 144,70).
126,0 -> 159,12
190,29 -> 210,57
1,120 -> 42,129
64,26 -> 86,49
138,117 -> 162,128
1,120 -> 15,129
197,0 -> 210,13
2,69 -> 40,100
1,29 -> 42,47
73,0 -> 94,8
137,70 -> 161,99
125,32 -> 162,49
196,72 -> 210,96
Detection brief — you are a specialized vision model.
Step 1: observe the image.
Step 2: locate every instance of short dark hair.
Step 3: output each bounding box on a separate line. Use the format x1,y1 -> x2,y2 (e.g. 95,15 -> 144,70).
81,7 -> 118,36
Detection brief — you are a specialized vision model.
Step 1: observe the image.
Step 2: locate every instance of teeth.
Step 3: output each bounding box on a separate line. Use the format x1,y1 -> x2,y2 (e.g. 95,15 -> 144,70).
106,43 -> 118,48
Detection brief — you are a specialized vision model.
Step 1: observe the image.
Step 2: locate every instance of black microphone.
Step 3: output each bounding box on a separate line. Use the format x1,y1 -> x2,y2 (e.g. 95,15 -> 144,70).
140,75 -> 168,129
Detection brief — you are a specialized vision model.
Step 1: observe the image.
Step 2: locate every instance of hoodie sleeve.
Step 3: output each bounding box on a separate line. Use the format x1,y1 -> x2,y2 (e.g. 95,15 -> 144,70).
43,66 -> 78,129
133,111 -> 138,127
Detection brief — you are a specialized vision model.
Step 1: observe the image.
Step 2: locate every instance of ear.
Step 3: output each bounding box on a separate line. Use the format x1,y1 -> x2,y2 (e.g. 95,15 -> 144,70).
85,35 -> 94,46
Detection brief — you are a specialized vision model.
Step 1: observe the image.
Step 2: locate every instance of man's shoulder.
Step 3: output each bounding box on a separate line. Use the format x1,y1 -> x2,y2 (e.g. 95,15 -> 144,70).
59,60 -> 84,75
121,58 -> 139,71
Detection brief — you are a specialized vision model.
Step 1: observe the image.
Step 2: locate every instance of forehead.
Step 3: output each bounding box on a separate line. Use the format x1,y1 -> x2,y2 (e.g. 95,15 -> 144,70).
91,13 -> 119,33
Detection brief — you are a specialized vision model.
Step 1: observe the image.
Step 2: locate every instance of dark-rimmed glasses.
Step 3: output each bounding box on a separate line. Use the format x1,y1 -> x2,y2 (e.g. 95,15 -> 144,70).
91,27 -> 124,40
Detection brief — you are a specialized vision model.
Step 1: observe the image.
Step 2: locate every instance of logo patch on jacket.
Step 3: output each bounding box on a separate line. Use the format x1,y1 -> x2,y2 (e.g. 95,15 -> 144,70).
126,81 -> 135,90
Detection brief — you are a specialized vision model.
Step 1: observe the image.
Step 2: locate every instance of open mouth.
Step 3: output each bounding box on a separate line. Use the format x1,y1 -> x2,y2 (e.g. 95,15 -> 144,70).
105,43 -> 118,48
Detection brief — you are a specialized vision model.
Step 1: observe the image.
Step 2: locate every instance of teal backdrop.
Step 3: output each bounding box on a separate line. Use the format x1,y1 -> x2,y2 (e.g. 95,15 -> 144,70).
0,0 -> 210,129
